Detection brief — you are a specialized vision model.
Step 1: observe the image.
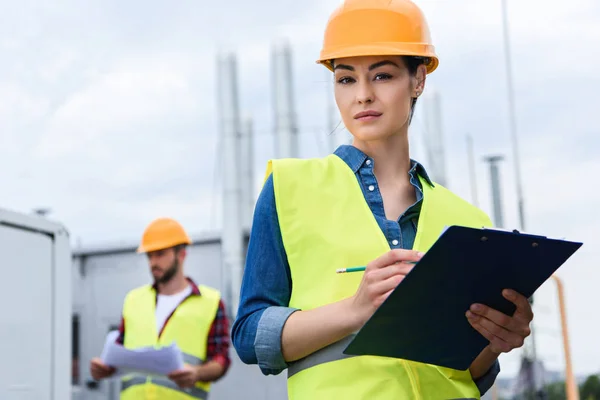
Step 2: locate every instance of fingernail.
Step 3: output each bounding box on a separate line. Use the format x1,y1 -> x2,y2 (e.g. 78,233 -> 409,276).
417,252 -> 425,257
466,311 -> 477,320
504,289 -> 515,299
471,304 -> 483,312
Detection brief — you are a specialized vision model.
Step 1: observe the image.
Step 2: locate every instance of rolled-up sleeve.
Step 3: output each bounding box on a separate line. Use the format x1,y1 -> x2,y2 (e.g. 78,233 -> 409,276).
474,359 -> 500,396
231,174 -> 299,376
255,306 -> 298,374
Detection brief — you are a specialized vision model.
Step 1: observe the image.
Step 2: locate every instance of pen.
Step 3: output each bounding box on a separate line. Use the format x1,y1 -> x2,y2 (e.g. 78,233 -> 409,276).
336,261 -> 418,274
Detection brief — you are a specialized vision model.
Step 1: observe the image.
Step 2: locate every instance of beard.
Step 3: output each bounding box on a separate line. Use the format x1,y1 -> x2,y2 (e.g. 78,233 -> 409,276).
152,259 -> 179,285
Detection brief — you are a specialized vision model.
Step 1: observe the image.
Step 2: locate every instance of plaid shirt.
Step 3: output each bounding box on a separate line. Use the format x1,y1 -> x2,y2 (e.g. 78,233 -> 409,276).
116,277 -> 231,371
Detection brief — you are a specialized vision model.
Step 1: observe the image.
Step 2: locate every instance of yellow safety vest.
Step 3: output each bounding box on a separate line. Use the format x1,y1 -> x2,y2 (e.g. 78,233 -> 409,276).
265,154 -> 493,400
120,284 -> 221,400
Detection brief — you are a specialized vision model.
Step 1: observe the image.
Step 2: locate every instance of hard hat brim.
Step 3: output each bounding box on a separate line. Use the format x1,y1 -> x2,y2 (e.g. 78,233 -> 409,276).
136,240 -> 192,254
317,43 -> 439,74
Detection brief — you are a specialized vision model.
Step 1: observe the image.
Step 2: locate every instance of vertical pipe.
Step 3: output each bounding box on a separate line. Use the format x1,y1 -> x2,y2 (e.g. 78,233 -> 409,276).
239,113 -> 249,229
217,52 -> 243,318
552,275 -> 579,400
500,0 -> 526,233
423,89 -> 448,187
500,0 -> 540,388
242,115 -> 255,228
466,135 -> 479,208
483,155 -> 505,228
431,90 -> 448,187
272,40 -> 298,158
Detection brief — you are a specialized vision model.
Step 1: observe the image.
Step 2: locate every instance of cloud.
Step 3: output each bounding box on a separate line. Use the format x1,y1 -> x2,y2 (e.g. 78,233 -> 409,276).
33,55 -> 200,159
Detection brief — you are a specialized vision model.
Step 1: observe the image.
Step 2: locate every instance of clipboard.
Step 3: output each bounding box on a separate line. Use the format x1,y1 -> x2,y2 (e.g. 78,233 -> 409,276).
343,225 -> 583,371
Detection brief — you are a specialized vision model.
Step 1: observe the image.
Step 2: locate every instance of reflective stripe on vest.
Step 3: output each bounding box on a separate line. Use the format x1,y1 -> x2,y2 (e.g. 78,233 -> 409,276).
289,339 -> 477,400
121,376 -> 208,400
266,154 -> 493,400
288,335 -> 355,378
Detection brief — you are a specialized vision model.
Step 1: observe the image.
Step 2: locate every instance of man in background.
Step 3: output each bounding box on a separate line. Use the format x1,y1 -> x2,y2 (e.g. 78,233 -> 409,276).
90,217 -> 231,399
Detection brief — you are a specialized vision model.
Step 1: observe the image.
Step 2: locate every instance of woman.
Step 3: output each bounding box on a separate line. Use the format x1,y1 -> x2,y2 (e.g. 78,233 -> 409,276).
232,0 -> 534,398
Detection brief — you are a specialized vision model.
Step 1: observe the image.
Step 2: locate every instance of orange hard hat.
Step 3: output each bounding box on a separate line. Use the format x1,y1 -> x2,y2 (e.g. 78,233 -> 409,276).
317,0 -> 439,74
137,217 -> 192,253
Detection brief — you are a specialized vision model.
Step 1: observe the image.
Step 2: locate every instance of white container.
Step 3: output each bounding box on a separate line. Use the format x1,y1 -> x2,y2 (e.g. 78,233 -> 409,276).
0,208 -> 71,400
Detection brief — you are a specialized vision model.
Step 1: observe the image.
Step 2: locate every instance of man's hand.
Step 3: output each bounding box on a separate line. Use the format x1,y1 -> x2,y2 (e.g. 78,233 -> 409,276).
90,357 -> 116,381
167,365 -> 198,389
466,289 -> 534,354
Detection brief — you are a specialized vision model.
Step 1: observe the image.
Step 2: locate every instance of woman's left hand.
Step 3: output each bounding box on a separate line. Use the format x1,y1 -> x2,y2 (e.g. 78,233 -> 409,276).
466,289 -> 534,354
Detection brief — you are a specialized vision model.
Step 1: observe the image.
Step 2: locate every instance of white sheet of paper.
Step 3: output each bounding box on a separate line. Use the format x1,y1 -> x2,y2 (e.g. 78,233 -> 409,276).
100,330 -> 185,377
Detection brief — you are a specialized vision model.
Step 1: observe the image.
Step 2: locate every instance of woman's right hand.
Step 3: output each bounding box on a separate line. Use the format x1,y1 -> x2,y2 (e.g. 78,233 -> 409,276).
350,249 -> 424,327
280,249 -> 424,362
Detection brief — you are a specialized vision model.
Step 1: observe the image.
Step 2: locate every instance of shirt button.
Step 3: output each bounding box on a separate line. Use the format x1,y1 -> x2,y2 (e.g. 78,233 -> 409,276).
368,185 -> 375,191
366,159 -> 372,166
392,240 -> 399,246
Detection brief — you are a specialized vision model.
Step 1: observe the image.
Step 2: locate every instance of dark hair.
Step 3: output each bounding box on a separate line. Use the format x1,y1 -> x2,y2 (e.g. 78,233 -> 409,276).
173,244 -> 187,253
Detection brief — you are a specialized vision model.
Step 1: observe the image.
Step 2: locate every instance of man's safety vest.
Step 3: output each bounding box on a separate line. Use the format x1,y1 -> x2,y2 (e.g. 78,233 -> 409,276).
120,284 -> 221,400
265,154 -> 493,400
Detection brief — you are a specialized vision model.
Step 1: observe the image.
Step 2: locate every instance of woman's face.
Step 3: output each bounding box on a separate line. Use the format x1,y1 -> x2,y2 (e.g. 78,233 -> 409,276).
333,55 -> 425,142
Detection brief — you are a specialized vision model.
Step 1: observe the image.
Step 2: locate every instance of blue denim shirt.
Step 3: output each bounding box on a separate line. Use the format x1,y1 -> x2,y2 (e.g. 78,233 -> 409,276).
232,144 -> 500,395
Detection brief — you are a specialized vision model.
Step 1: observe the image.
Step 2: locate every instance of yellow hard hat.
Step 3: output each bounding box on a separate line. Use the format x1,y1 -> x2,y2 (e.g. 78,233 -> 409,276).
317,0 -> 439,74
137,217 -> 192,253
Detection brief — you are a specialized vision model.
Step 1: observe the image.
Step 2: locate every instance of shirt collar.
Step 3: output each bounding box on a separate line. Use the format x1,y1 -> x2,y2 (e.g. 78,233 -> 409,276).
333,144 -> 435,187
152,276 -> 201,296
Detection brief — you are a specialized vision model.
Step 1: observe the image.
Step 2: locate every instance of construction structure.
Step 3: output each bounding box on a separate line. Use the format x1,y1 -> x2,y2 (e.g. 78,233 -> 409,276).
421,88 -> 449,187
483,155 -> 506,228
466,135 -> 479,207
240,115 -> 255,229
217,51 -> 245,318
499,1 -> 544,395
272,40 -> 299,159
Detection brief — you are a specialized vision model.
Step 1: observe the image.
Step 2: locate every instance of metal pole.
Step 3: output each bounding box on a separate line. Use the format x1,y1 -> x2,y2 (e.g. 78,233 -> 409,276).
551,275 -> 579,400
500,1 -> 543,395
272,40 -> 298,158
239,114 -> 255,230
500,0 -> 525,231
423,90 -> 448,187
466,135 -> 479,208
483,155 -> 505,228
217,52 -> 244,318
244,116 -> 255,228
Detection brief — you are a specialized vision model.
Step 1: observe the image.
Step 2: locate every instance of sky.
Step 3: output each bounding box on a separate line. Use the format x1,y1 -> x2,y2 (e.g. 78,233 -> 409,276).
1,0 -> 599,381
